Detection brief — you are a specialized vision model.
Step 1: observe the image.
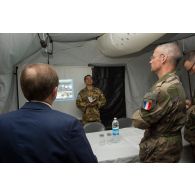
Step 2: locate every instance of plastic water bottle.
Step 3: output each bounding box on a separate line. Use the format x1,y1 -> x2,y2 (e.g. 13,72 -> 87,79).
112,117 -> 120,143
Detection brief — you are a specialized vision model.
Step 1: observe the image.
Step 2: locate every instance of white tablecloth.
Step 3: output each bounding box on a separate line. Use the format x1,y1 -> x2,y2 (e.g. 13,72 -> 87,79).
86,127 -> 193,163
86,127 -> 144,163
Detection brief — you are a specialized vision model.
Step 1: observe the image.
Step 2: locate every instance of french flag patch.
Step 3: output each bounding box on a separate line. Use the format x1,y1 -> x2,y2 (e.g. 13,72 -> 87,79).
143,100 -> 152,110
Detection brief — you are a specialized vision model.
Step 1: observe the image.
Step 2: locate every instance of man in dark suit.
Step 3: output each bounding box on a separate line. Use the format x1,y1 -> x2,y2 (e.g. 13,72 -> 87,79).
0,63 -> 97,163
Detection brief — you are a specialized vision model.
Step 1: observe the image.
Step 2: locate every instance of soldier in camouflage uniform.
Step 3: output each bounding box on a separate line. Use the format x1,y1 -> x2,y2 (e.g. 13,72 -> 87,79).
132,42 -> 186,162
76,75 -> 106,124
182,51 -> 195,160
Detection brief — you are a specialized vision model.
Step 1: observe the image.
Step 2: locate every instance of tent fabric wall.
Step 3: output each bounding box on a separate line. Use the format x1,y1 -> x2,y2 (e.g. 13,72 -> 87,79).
0,34 -> 40,73
5,39 -> 131,113
125,50 -> 157,117
0,34 -> 41,113
1,33 -> 195,119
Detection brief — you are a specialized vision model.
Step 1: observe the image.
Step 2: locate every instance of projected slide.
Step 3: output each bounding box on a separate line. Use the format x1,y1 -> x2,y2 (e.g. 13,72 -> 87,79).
56,79 -> 74,100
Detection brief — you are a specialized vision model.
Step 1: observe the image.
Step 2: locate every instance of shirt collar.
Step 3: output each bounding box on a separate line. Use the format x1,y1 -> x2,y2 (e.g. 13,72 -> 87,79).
30,100 -> 52,108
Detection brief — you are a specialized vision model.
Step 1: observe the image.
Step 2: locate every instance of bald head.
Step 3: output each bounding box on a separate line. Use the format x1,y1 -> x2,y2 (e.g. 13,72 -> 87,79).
20,63 -> 59,101
155,42 -> 182,65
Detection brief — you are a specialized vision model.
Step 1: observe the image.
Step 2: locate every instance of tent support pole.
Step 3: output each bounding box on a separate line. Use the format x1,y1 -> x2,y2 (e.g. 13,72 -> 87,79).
15,66 -> 19,109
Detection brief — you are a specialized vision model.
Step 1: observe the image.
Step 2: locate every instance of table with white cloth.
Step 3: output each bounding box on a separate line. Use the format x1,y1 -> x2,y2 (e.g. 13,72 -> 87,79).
86,127 -> 193,163
86,127 -> 143,163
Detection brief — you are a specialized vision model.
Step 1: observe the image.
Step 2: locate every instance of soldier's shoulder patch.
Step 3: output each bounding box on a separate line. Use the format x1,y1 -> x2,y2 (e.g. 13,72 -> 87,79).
143,99 -> 153,110
142,91 -> 158,111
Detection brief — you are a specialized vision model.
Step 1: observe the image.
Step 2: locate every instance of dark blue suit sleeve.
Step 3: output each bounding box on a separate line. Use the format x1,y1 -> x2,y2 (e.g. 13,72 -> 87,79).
69,120 -> 98,162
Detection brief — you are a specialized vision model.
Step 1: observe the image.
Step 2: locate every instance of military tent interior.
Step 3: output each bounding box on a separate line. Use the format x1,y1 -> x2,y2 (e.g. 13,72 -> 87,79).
1,33 -> 195,115
0,33 -> 195,162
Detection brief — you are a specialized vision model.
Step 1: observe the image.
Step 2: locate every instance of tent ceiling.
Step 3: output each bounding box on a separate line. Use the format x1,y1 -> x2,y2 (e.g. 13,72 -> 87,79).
48,33 -> 103,42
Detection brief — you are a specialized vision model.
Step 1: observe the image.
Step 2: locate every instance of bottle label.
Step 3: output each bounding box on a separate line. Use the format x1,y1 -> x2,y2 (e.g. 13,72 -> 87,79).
112,127 -> 119,136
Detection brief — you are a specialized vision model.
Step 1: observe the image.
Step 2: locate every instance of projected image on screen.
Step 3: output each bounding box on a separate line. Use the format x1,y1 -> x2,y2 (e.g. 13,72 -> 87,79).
56,79 -> 74,101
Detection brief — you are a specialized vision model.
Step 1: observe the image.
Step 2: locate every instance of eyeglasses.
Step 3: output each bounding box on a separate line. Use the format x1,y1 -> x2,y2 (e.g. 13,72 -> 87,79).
187,62 -> 195,72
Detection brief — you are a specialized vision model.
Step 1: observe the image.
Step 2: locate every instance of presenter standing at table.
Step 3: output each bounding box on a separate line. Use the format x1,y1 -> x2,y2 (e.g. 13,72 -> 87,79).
132,42 -> 186,163
76,75 -> 106,125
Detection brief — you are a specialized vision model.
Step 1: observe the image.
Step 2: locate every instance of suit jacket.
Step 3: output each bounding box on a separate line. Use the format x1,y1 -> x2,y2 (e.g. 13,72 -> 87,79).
0,102 -> 97,163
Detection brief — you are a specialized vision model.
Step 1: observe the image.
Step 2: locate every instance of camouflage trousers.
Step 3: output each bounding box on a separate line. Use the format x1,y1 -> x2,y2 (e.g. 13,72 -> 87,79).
82,118 -> 101,125
139,133 -> 182,163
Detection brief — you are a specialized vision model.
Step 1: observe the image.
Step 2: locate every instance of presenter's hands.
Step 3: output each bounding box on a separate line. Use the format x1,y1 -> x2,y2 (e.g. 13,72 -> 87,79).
87,100 -> 98,107
186,99 -> 192,109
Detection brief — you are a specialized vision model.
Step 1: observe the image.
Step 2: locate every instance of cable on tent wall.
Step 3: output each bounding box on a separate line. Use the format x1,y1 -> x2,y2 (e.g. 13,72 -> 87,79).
47,54 -> 50,64
14,66 -> 19,110
46,33 -> 53,55
37,33 -> 53,64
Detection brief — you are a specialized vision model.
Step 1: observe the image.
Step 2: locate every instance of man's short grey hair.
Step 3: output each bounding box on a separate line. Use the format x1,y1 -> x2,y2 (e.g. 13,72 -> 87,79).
157,42 -> 182,65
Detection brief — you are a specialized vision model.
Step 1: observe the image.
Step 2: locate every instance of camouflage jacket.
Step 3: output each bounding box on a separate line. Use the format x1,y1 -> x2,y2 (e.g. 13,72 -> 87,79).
132,72 -> 186,162
76,87 -> 106,124
184,90 -> 195,145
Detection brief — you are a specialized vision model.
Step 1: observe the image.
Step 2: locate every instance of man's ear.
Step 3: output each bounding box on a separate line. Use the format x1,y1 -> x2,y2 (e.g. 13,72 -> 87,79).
161,54 -> 167,64
52,87 -> 58,99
